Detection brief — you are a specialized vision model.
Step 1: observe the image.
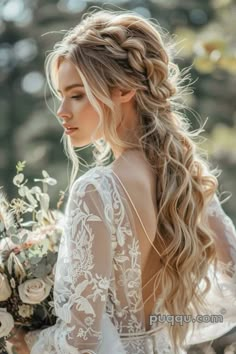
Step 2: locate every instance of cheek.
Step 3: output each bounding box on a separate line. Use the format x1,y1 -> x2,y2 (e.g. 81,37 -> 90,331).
77,101 -> 100,125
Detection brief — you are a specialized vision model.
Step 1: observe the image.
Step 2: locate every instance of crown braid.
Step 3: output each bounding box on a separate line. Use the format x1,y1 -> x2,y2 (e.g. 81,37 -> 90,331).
59,13 -> 177,114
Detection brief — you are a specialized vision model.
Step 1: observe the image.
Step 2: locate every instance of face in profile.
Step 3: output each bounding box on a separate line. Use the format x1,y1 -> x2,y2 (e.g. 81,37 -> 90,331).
56,59 -> 103,147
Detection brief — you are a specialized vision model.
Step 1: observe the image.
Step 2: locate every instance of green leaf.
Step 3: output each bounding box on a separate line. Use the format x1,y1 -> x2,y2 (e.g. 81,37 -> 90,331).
34,263 -> 47,277
8,226 -> 17,234
26,190 -> 37,207
39,239 -> 50,254
16,161 -> 26,173
21,233 -> 28,244
42,170 -> 49,178
21,221 -> 37,227
0,221 -> 5,232
18,185 -> 28,197
31,186 -> 42,195
11,236 -> 21,244
40,193 -> 50,213
42,182 -> 48,194
30,256 -> 42,264
13,173 -> 24,186
17,253 -> 26,262
45,264 -> 52,273
47,252 -> 57,265
45,178 -> 57,186
36,210 -> 43,222
34,178 -> 43,183
34,304 -> 47,320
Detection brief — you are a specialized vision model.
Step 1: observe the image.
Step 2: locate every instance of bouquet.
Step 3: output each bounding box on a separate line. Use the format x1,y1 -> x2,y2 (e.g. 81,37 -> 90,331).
0,161 -> 65,353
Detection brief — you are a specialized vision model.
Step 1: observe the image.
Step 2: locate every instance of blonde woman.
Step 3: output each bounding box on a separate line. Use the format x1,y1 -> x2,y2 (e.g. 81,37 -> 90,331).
13,8 -> 236,354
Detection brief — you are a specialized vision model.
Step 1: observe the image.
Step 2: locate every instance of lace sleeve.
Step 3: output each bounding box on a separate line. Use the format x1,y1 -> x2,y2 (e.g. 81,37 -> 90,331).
207,194 -> 236,281
185,193 -> 236,347
31,174 -> 113,354
24,330 -> 42,351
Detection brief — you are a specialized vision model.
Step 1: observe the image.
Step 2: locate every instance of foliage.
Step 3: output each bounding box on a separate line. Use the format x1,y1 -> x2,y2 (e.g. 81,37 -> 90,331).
0,161 -> 65,352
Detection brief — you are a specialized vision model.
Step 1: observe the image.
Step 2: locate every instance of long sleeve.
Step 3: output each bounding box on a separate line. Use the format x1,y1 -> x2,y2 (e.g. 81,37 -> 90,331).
31,173 -> 113,354
185,193 -> 236,346
207,194 -> 236,279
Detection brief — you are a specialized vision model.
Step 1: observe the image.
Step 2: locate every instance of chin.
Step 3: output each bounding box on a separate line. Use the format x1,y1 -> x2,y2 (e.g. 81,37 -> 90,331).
70,138 -> 91,148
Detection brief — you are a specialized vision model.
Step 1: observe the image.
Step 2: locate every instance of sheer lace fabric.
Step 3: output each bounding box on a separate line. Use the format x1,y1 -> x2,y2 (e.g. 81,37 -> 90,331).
185,194 -> 236,346
27,165 -> 236,354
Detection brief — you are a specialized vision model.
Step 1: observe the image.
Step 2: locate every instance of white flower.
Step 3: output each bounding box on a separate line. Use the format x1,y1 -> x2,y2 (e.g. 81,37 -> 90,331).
0,273 -> 12,301
18,304 -> 34,318
84,316 -> 94,326
98,278 -> 110,290
77,328 -> 86,339
18,278 -> 51,304
125,268 -> 140,289
0,308 -> 14,338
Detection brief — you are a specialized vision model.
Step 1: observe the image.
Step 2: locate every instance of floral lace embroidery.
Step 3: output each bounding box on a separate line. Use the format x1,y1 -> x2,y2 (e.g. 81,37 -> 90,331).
29,167 -> 236,354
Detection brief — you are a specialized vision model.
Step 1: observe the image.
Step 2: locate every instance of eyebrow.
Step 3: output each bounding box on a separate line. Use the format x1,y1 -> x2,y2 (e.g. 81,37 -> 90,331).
57,83 -> 84,93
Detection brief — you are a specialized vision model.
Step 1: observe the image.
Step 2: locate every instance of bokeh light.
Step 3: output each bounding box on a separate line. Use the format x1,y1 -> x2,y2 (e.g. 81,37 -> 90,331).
21,71 -> 45,95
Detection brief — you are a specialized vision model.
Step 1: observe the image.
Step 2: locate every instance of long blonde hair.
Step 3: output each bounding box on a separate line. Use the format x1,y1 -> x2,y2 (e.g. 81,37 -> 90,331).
44,8 -> 220,353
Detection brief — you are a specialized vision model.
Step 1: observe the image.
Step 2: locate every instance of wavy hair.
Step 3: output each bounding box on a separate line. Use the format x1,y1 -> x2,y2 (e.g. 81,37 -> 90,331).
44,8 -> 220,353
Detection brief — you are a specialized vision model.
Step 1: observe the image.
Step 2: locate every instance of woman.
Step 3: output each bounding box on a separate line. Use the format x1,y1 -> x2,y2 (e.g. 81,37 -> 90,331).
10,8 -> 236,354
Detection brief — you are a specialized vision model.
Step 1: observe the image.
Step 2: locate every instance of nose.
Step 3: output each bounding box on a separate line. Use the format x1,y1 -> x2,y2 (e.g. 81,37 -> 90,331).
56,102 -> 72,121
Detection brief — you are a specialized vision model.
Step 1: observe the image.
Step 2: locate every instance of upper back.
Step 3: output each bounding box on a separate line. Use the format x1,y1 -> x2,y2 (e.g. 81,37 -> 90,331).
110,149 -> 162,331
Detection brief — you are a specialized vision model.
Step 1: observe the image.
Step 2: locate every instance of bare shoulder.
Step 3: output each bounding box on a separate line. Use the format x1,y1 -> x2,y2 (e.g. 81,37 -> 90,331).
111,150 -> 157,221
112,149 -> 156,195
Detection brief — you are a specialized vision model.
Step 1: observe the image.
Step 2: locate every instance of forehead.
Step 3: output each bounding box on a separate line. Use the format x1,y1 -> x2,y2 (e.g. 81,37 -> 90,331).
56,59 -> 83,86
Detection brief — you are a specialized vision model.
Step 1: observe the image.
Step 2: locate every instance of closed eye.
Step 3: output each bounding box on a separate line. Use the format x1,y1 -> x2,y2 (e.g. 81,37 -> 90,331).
71,95 -> 83,100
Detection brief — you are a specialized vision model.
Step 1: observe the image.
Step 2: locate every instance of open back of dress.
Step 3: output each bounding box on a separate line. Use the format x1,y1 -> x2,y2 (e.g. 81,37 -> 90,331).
29,156 -> 236,354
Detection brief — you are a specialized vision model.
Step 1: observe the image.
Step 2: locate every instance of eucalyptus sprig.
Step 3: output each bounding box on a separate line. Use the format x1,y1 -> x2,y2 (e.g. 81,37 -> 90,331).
16,161 -> 26,174
0,161 -> 65,350
10,164 -> 59,228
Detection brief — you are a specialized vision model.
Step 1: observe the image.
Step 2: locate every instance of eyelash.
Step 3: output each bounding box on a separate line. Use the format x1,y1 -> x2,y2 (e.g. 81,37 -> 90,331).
71,95 -> 83,100
57,95 -> 83,102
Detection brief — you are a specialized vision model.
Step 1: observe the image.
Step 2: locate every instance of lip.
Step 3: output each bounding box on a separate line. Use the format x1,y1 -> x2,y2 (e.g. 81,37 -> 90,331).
64,127 -> 78,136
62,123 -> 78,129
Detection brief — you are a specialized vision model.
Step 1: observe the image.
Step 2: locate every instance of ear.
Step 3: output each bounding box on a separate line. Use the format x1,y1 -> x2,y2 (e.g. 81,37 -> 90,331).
112,88 -> 136,103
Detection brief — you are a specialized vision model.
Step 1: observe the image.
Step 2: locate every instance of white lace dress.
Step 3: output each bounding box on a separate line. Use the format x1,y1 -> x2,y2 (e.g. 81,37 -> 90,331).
26,165 -> 236,354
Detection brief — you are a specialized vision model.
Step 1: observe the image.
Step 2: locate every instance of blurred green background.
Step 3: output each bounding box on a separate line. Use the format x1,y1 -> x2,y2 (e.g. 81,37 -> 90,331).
0,0 -> 235,223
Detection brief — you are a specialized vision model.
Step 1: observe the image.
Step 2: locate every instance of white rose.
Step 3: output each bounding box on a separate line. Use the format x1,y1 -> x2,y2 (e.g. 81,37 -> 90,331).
18,304 -> 34,318
0,308 -> 14,338
0,273 -> 12,301
18,278 -> 51,304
